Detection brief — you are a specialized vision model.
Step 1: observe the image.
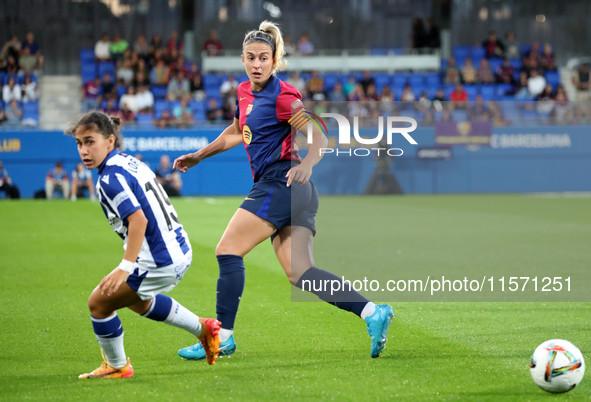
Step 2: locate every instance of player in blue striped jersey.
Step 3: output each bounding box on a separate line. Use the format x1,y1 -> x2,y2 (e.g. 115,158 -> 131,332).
66,111 -> 220,378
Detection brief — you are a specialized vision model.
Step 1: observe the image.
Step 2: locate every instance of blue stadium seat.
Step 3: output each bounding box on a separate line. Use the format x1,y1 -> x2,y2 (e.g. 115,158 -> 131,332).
190,100 -> 205,113
522,108 -> 538,122
323,73 -> 339,92
389,47 -> 404,55
151,85 -> 167,100
370,47 -> 388,56
440,59 -> 449,71
373,73 -> 390,92
203,74 -> 220,87
465,85 -> 478,100
495,83 -> 513,99
471,46 -> 485,61
236,73 -> 249,83
509,58 -> 522,71
117,86 -> 128,98
410,74 -> 426,87
392,73 -> 410,88
413,84 -> 426,97
22,101 -> 39,125
154,100 -> 170,118
453,46 -> 470,63
81,64 -> 97,84
192,107 -> 206,121
488,58 -> 503,73
79,48 -> 95,63
426,73 -> 441,87
545,71 -> 560,89
480,85 -> 495,101
520,44 -> 532,57
97,62 -> 116,78
136,114 -> 153,127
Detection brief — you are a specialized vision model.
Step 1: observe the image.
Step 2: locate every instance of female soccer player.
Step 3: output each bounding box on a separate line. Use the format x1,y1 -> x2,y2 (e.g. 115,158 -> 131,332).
66,111 -> 220,378
174,21 -> 394,360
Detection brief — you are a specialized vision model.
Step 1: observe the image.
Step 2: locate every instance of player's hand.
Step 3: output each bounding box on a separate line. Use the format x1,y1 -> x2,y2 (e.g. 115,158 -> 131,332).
286,162 -> 313,187
99,267 -> 130,297
173,153 -> 201,173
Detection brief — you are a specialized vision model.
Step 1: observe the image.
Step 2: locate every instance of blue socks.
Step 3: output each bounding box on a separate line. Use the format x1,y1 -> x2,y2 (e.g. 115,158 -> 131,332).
215,254 -> 245,330
295,267 -> 369,317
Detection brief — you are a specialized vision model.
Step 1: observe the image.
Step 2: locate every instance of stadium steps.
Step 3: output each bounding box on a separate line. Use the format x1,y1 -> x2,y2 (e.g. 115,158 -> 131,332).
39,75 -> 82,130
559,67 -> 577,101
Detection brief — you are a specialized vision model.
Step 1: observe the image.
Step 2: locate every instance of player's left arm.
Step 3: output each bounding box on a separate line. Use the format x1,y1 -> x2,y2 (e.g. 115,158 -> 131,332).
286,123 -> 328,187
99,208 -> 148,296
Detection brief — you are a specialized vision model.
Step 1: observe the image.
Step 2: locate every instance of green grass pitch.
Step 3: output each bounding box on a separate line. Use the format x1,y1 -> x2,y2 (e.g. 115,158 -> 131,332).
0,194 -> 589,401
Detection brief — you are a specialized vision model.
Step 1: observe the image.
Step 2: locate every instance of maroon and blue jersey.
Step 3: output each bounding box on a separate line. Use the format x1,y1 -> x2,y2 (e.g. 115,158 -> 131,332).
235,74 -> 303,182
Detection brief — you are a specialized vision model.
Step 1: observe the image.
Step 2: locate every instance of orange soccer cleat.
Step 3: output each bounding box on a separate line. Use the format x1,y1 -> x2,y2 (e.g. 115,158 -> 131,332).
79,357 -> 134,379
198,318 -> 221,365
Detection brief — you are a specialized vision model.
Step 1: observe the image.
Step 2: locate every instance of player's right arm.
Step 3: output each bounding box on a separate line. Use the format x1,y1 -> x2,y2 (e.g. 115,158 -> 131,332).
173,118 -> 242,173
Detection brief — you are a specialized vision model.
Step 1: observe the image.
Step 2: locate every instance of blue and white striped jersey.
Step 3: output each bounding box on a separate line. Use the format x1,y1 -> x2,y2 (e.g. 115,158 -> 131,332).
96,149 -> 191,268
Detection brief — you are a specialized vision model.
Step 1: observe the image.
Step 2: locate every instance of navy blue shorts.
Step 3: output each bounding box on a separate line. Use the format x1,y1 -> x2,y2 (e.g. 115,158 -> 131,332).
240,161 -> 318,240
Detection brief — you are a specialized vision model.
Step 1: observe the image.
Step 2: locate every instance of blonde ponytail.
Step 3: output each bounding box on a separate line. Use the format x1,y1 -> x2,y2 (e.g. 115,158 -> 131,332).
243,20 -> 287,74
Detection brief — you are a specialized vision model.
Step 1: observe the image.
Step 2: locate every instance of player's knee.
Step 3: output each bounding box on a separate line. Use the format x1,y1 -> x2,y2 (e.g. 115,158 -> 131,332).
215,240 -> 234,256
87,294 -> 111,318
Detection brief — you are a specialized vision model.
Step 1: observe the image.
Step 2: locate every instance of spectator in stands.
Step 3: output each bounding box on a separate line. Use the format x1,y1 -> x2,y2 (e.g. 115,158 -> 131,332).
203,30 -> 224,56
297,33 -> 314,56
520,55 -> 540,77
102,98 -> 121,118
460,58 -> 477,84
496,58 -> 514,84
342,75 -> 357,98
135,85 -> 155,114
482,31 -> 505,59
513,71 -> 532,99
348,83 -> 365,101
156,155 -> 182,197
167,70 -> 190,100
21,32 -> 43,72
190,72 -> 206,101
401,83 -> 416,103
5,100 -> 22,125
167,31 -> 184,55
82,76 -> 101,112
120,103 -> 136,124
541,43 -> 557,71
553,84 -> 570,122
283,35 -> 296,56
307,70 -> 325,100
45,161 -> 69,200
469,95 -> 490,120
206,97 -> 224,121
150,58 -> 170,86
19,47 -> 37,77
5,55 -> 19,75
21,75 -> 38,102
527,69 -> 546,97
100,72 -> 116,102
477,58 -> 495,84
94,33 -> 111,61
572,63 -> 590,102
0,108 -> 7,126
365,84 -> 379,101
172,98 -> 195,128
425,18 -> 441,48
3,77 -> 21,103
379,85 -> 394,113
432,88 -> 446,102
359,70 -> 376,97
504,31 -> 520,60
329,81 -> 346,102
220,73 -> 239,104
170,53 -> 187,75
116,59 -> 134,85
133,70 -> 150,88
416,92 -> 431,111
151,33 -> 164,50
286,72 -> 306,93
450,83 -> 468,107
411,18 -> 426,50
155,109 -> 174,128
536,84 -> 555,118
110,34 -> 128,60
0,161 -> 20,199
526,42 -> 542,64
444,57 -> 461,85
70,162 -> 96,201
1,34 -> 21,66
134,34 -> 149,60
119,86 -> 138,113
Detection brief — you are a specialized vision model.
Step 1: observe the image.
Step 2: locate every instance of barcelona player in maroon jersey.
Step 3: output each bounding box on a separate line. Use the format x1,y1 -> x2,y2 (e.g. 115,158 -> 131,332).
174,21 -> 394,360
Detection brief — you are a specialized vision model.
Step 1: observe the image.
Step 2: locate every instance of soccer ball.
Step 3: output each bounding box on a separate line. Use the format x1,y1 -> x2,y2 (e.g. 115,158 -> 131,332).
530,339 -> 585,393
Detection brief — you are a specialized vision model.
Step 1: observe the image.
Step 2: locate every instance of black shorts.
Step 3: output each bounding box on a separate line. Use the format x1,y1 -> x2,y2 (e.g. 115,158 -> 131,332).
239,161 -> 318,241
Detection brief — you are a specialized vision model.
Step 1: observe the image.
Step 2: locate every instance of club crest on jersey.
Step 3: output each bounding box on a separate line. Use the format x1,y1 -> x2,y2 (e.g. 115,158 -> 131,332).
243,125 -> 253,145
246,104 -> 253,115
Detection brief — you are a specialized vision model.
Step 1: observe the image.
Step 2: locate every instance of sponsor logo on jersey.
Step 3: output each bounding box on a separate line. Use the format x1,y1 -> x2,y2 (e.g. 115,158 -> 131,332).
243,125 -> 253,145
101,175 -> 110,185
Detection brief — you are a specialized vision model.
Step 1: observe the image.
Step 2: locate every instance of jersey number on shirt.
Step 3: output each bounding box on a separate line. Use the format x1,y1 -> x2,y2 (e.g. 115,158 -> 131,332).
145,178 -> 179,230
